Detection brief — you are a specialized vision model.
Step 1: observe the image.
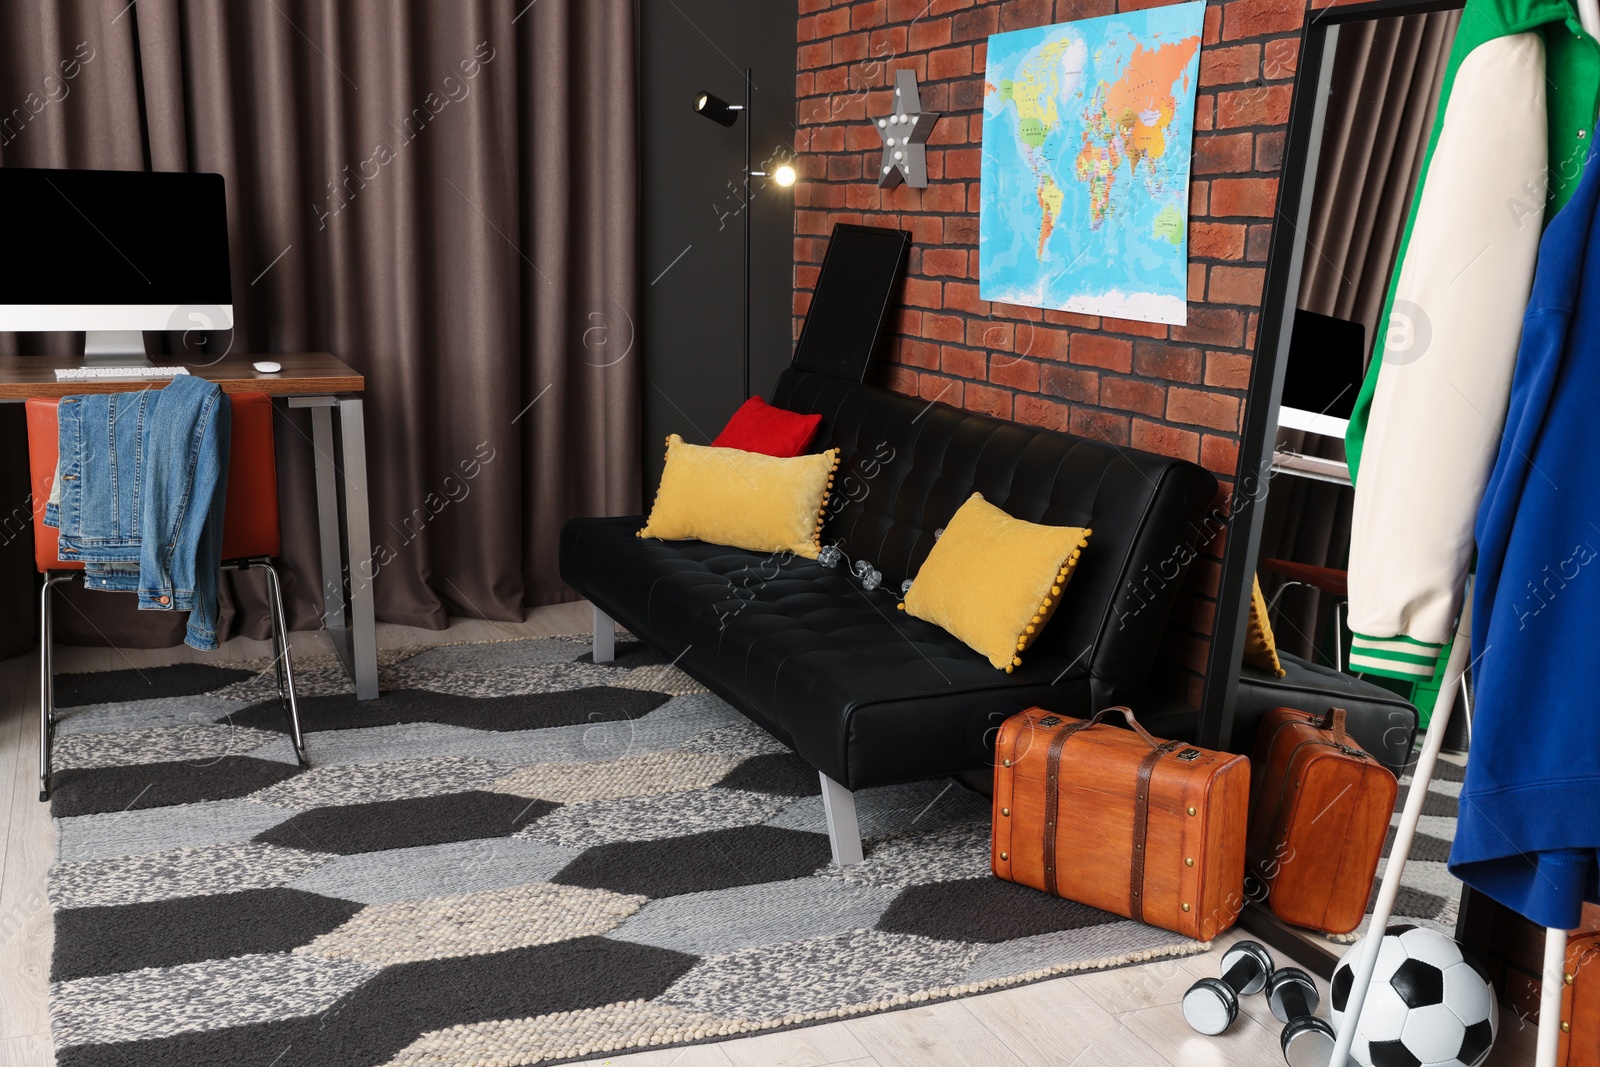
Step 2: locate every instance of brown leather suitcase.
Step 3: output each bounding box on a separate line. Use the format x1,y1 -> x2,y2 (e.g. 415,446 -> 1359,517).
1246,706 -> 1398,935
1561,931 -> 1600,1066
992,706 -> 1250,941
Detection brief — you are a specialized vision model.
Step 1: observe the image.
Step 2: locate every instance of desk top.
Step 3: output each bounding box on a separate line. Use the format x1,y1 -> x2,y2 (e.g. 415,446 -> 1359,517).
0,352 -> 363,400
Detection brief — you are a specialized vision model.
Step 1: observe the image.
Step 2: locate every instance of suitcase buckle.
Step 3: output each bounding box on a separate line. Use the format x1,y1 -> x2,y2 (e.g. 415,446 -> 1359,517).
1176,748 -> 1201,762
1036,715 -> 1062,727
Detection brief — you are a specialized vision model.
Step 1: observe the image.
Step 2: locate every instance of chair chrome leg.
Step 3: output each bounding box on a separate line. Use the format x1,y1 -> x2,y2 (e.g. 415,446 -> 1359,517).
39,574 -> 73,802
259,560 -> 309,768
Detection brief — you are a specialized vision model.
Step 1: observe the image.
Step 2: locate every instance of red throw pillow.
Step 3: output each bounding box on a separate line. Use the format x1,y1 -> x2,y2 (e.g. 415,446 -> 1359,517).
711,396 -> 822,458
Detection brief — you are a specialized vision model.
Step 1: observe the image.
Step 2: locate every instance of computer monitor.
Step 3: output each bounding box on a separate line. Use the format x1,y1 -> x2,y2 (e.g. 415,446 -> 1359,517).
792,223 -> 911,382
1277,309 -> 1366,439
0,167 -> 232,360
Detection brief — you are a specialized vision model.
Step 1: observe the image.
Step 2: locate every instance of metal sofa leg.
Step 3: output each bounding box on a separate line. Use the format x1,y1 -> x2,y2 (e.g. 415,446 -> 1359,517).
258,560 -> 309,768
819,771 -> 864,866
592,604 -> 616,664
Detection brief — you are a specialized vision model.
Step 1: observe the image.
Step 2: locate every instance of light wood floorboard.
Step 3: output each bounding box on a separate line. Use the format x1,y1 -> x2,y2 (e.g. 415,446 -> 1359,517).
1,603 -> 1539,1067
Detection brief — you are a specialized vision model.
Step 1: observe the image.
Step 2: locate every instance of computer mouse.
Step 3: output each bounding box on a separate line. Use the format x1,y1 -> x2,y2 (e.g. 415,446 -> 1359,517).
253,361 -> 282,374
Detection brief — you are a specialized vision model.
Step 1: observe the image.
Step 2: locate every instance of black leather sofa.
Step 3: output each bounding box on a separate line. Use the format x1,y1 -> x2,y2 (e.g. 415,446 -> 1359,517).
560,370 -> 1218,862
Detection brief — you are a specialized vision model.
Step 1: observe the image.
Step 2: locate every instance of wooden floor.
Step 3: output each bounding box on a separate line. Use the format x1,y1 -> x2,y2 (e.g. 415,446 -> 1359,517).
0,603 -> 1540,1067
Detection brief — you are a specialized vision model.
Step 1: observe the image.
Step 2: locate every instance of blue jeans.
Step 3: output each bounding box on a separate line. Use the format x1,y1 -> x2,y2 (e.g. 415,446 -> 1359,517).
44,376 -> 232,650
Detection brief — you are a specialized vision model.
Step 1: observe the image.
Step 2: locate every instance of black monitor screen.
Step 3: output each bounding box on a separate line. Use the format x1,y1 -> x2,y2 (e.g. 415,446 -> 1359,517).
792,223 -> 911,382
1283,308 -> 1366,419
0,167 -> 231,305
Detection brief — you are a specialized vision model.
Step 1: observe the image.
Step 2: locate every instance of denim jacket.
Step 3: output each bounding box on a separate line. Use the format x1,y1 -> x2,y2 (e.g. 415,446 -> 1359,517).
44,375 -> 232,650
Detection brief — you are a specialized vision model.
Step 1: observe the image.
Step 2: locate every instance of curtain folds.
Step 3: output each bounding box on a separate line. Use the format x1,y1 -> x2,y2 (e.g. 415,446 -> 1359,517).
1261,9 -> 1459,661
0,0 -> 640,657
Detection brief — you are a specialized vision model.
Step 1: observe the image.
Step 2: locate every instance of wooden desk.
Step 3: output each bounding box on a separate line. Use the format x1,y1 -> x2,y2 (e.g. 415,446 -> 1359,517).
0,353 -> 379,700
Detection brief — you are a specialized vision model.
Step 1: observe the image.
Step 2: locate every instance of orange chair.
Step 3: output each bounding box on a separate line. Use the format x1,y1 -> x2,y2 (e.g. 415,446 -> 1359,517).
27,393 -> 308,801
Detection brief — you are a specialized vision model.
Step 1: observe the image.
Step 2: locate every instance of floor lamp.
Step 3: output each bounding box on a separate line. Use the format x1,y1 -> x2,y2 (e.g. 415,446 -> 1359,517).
693,70 -> 797,401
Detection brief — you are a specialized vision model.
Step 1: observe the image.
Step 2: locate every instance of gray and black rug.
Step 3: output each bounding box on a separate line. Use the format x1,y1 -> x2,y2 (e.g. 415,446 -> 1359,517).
45,635 -> 1207,1067
1347,759 -> 1467,939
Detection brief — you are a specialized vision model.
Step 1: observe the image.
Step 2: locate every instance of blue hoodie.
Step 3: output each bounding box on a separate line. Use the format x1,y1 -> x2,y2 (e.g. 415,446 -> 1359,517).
1451,134 -> 1600,930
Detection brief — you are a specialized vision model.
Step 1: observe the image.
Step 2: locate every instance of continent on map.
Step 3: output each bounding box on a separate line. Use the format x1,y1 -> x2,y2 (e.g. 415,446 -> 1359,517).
1075,35 -> 1201,230
996,36 -> 1086,259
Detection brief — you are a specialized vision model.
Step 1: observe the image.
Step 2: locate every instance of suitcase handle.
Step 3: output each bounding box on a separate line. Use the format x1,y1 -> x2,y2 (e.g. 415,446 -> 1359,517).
1066,705 -> 1162,749
1318,707 -> 1350,745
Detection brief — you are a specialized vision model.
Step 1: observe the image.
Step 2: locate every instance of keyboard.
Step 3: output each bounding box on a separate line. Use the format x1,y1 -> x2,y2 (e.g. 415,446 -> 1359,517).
55,366 -> 191,381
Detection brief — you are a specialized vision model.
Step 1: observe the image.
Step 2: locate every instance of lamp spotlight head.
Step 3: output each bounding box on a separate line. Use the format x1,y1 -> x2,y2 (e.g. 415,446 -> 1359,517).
772,163 -> 798,188
693,90 -> 740,127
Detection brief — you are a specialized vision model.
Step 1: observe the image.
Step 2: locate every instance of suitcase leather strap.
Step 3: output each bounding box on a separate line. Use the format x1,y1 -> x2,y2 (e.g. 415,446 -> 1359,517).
1129,740 -> 1183,922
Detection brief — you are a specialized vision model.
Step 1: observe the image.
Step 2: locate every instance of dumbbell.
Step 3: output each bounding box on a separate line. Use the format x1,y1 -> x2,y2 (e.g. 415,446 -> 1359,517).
1267,967 -> 1336,1066
1182,940 -> 1275,1035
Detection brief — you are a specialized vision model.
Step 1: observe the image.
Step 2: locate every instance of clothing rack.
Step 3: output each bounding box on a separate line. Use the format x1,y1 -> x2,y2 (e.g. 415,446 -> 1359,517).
1331,3 -> 1600,1055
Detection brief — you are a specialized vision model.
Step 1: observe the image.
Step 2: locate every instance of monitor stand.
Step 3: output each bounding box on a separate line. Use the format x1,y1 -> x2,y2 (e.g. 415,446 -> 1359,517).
83,330 -> 152,367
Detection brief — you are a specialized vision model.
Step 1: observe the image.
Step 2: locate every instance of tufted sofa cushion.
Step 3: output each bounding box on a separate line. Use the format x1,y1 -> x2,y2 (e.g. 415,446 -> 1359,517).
560,371 -> 1218,790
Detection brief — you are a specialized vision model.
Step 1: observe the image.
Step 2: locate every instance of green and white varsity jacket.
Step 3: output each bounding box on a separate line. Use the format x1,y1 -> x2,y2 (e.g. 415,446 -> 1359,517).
1344,0 -> 1600,680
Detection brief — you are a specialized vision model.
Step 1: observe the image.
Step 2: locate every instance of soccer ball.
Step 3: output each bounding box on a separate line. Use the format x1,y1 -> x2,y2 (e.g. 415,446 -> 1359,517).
1331,925 -> 1498,1067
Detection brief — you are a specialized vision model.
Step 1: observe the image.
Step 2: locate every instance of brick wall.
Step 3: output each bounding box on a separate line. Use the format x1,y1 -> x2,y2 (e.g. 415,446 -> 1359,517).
793,0 -> 1311,705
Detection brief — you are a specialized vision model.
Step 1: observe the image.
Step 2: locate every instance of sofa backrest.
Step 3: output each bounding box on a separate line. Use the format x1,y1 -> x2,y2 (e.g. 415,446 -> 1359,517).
771,369 -> 1220,705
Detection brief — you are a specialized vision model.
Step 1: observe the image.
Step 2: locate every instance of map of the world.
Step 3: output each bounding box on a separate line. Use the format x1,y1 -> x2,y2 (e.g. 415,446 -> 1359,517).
979,3 -> 1205,326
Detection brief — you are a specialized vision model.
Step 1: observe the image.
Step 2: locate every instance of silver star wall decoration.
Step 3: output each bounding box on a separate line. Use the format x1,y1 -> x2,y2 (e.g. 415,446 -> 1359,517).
876,69 -> 940,188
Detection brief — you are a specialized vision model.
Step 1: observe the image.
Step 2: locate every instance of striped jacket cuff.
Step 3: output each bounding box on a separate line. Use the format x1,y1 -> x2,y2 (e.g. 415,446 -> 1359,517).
1348,633 -> 1444,680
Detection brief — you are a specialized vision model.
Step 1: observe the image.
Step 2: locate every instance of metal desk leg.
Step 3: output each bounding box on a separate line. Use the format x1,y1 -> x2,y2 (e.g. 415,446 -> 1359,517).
338,397 -> 379,700
311,405 -> 347,632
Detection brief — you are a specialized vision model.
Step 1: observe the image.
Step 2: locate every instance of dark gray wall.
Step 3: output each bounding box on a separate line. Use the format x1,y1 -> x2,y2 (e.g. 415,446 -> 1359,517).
637,0 -> 798,493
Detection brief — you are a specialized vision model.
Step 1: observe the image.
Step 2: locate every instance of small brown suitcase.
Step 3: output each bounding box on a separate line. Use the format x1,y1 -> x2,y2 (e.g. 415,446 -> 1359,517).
1246,706 -> 1398,935
992,706 -> 1250,941
1560,931 -> 1600,1066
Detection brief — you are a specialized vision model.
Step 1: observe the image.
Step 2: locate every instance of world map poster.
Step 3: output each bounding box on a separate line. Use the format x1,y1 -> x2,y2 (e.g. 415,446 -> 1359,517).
979,3 -> 1206,326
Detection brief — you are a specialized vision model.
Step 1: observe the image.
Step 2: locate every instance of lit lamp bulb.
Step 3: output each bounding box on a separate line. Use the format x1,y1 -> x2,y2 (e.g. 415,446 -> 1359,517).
772,163 -> 797,188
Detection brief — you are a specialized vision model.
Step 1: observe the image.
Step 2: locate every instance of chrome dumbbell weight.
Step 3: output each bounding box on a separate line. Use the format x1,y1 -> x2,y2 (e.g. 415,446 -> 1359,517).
1267,967 -> 1335,1066
1182,940 -> 1275,1035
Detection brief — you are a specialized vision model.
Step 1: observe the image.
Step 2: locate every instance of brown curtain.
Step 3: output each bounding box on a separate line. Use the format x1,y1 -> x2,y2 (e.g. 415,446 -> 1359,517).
0,0 -> 640,656
1260,9 -> 1459,660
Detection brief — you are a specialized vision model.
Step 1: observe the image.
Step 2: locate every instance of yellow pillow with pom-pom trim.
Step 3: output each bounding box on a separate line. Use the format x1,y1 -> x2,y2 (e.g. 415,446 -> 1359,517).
637,434 -> 839,559
900,493 -> 1091,672
1243,575 -> 1287,677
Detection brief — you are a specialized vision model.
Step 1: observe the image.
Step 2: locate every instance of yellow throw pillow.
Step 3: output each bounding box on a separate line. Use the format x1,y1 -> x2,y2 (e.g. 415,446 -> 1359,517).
638,434 -> 839,559
900,493 -> 1091,672
1243,574 -> 1287,676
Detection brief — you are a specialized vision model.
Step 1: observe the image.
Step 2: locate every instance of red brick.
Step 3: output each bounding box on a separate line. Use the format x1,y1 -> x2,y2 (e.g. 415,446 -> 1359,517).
1199,44 -> 1260,86
1216,85 -> 1293,129
905,215 -> 943,246
1193,133 -> 1253,175
908,19 -> 953,52
1222,0 -> 1305,40
924,313 -> 965,343
1256,130 -> 1285,172
1044,311 -> 1100,330
1246,224 -> 1273,262
922,248 -> 969,277
1201,434 -> 1240,475
1190,221 -> 1247,260
965,383 -> 1013,419
1209,265 -> 1265,306
952,6 -> 999,40
1103,317 -> 1168,340
1134,343 -> 1203,383
884,364 -> 919,397
1102,377 -> 1167,417
1205,351 -> 1253,389
892,307 -> 922,335
1203,3 -> 1223,43
827,155 -> 863,181
1070,334 -> 1133,372
928,46 -> 973,80
920,374 -> 962,405
1070,408 -> 1131,446
1001,0 -> 1055,30
1018,326 -> 1071,361
854,1 -> 888,29
1168,387 -> 1242,432
903,277 -> 943,308
941,345 -> 986,379
898,337 -> 939,369
1014,393 -> 1071,431
989,354 -> 1039,390
968,319 -> 1014,351
1195,94 -> 1214,132
944,281 -> 988,314
816,8 -> 853,36
1209,177 -> 1278,217
944,216 -> 979,246
923,184 -> 967,214
994,302 -> 1044,322
799,42 -> 832,70
945,147 -> 982,179
870,25 -> 908,56
889,0 -> 931,18
1191,181 -> 1209,216
1263,37 -> 1299,79
1044,364 -> 1099,403
835,33 -> 870,63
1173,307 -> 1246,348
1131,418 -> 1201,462
1058,0 -> 1116,20
1188,263 -> 1207,302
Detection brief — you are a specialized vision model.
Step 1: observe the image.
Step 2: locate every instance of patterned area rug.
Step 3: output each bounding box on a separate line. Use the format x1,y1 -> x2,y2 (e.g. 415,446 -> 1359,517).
44,635 -> 1207,1067
1346,759 -> 1467,939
